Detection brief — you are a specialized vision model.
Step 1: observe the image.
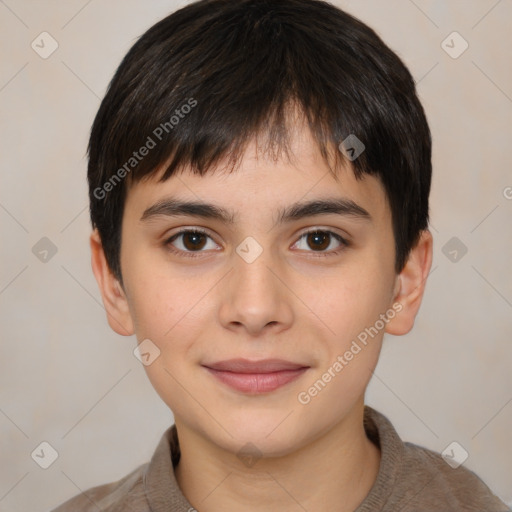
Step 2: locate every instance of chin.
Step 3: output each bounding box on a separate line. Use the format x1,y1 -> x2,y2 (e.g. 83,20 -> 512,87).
213,413 -> 313,458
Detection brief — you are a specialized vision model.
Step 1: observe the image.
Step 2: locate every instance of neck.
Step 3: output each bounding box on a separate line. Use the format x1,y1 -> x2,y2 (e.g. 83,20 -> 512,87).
174,403 -> 380,512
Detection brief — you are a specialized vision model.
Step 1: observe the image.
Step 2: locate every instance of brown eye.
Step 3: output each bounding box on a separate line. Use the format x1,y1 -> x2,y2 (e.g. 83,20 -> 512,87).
293,229 -> 348,257
165,229 -> 218,258
181,231 -> 208,251
306,231 -> 331,251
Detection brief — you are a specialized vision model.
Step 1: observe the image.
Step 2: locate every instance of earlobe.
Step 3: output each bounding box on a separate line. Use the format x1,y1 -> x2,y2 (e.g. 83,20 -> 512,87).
89,229 -> 135,336
385,229 -> 433,336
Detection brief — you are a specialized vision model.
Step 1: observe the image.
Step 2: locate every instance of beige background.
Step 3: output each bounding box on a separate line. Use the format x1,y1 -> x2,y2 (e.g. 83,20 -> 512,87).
1,0 -> 511,510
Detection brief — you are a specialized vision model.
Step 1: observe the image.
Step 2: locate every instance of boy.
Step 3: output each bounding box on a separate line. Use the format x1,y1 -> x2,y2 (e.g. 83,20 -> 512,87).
53,0 -> 510,510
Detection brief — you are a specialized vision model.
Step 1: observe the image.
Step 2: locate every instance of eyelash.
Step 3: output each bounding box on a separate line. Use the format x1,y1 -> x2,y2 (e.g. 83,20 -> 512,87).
164,228 -> 349,259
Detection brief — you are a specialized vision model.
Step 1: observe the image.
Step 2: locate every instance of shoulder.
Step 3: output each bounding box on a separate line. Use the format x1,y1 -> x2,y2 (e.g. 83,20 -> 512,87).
362,407 -> 510,511
50,463 -> 148,512
399,440 -> 509,510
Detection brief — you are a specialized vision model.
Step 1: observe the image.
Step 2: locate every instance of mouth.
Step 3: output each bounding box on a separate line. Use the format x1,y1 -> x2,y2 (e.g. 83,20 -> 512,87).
202,358 -> 310,394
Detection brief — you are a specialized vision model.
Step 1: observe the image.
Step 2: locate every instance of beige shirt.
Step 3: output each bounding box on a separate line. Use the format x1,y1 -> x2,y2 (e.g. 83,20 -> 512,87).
51,406 -> 510,511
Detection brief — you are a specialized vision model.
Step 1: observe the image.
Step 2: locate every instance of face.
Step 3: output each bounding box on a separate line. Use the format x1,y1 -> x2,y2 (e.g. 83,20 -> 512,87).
105,127 -> 407,457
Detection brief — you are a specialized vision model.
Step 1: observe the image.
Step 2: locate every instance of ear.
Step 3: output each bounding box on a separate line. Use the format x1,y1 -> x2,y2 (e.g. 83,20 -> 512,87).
90,229 -> 134,336
385,229 -> 433,336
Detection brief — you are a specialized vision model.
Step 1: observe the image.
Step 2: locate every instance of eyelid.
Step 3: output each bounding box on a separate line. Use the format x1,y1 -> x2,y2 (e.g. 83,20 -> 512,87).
296,225 -> 350,240
164,226 -> 350,258
165,226 -> 216,243
292,228 -> 349,255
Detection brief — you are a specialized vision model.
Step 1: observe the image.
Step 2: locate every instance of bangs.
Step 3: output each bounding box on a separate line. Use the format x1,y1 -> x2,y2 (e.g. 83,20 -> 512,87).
139,101 -> 348,186
92,2 -> 390,189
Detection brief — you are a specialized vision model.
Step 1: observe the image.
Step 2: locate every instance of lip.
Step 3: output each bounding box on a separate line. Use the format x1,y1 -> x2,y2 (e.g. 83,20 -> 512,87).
202,358 -> 309,394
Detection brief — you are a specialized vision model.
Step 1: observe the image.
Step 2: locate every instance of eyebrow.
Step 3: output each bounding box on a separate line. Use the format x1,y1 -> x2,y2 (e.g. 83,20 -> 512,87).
140,196 -> 371,227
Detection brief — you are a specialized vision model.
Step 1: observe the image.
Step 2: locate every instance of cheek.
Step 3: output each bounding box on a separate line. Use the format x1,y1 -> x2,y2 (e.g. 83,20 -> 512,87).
296,277 -> 390,414
128,284 -> 173,336
127,268 -> 214,358
125,246 -> 193,333
129,274 -> 209,412
312,264 -> 393,336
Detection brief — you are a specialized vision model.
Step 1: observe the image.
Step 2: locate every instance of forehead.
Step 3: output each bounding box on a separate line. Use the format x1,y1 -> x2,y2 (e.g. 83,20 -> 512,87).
123,127 -> 390,226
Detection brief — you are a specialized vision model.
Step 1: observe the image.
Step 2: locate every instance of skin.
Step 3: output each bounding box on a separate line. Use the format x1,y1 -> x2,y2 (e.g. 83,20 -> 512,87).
90,123 -> 433,512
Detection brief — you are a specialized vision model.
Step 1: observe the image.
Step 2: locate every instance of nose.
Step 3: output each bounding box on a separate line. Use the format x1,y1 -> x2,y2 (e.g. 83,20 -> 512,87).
217,247 -> 294,337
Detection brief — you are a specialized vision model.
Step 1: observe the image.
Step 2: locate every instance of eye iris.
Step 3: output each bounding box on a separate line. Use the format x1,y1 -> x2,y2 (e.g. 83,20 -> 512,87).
307,231 -> 330,251
183,232 -> 207,251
